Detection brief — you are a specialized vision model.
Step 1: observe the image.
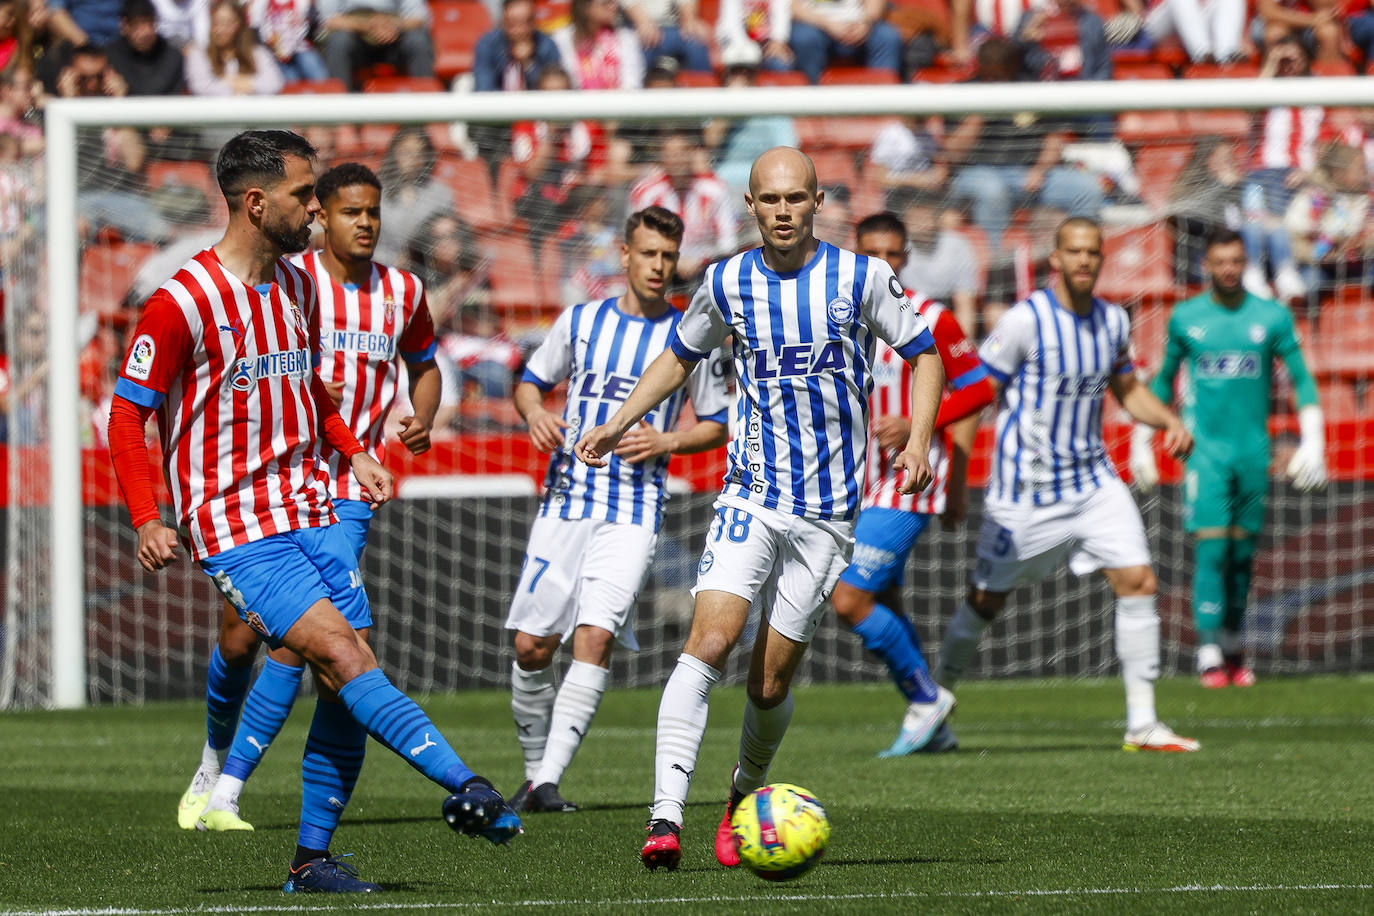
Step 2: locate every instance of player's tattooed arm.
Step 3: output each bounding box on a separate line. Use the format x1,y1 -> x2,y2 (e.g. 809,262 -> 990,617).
514,381 -> 569,452
576,349 -> 693,467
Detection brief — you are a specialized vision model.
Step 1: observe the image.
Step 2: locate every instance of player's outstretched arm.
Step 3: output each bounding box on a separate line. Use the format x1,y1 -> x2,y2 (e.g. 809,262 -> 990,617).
575,349 -> 693,468
514,380 -> 569,453
1110,372 -> 1193,459
893,347 -> 944,494
396,358 -> 441,456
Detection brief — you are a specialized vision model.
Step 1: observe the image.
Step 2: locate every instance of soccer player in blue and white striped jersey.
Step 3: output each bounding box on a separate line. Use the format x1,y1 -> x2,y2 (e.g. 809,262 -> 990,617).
506,206 -> 730,814
576,147 -> 945,871
935,217 -> 1202,754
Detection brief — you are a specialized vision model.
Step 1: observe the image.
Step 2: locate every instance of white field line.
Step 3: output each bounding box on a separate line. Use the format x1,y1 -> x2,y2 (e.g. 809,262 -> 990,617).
4,884 -> 1373,915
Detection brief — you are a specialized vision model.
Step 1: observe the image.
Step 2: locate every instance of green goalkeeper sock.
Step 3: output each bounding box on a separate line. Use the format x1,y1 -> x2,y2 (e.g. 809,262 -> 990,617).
1193,537 -> 1229,649
1223,535 -> 1257,637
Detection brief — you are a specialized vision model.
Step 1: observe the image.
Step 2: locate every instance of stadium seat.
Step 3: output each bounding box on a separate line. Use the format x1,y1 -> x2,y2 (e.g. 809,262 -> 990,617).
280,78 -> 349,94
1112,61 -> 1174,80
1181,61 -> 1259,80
361,75 -> 445,94
80,243 -> 158,317
481,230 -> 546,310
432,155 -> 505,229
1312,380 -> 1361,418
1129,300 -> 1169,372
1311,59 -> 1357,77
1096,225 -> 1174,305
1181,109 -> 1253,140
911,66 -> 966,83
1307,301 -> 1374,378
695,0 -> 719,23
795,115 -> 888,151
808,148 -> 860,193
1117,109 -> 1184,144
1132,141 -> 1195,210
145,160 -> 225,226
677,70 -> 721,88
819,67 -> 900,85
535,0 -> 570,30
357,122 -> 399,155
754,70 -> 809,87
432,0 -> 492,82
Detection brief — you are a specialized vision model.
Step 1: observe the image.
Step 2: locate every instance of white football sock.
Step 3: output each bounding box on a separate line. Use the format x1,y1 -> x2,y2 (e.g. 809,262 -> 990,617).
189,741 -> 223,795
1116,595 -> 1161,733
207,773 -> 244,811
510,661 -> 557,781
733,693 -> 794,798
936,602 -> 989,688
650,653 -> 721,826
532,660 -> 609,788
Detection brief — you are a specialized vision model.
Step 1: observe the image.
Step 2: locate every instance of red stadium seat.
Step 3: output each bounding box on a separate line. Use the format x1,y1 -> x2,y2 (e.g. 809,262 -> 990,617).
677,70 -> 721,88
911,66 -> 966,83
1113,61 -> 1174,80
280,78 -> 349,94
754,70 -> 808,87
819,67 -> 900,85
795,115 -> 887,151
1182,61 -> 1259,80
1306,301 -> 1374,379
1117,109 -> 1184,144
535,0 -> 570,30
145,160 -> 225,226
431,1 -> 492,81
481,231 -> 546,310
1312,380 -> 1361,418
1129,301 -> 1170,373
1311,59 -> 1356,77
1132,141 -> 1195,210
695,0 -> 719,24
808,148 -> 860,192
80,243 -> 158,317
1096,225 -> 1174,305
1181,109 -> 1253,140
361,75 -> 445,94
432,155 -> 505,229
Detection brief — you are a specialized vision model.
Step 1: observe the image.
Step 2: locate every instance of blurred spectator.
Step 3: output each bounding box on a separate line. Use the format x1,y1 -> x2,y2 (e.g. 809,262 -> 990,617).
717,0 -> 792,71
1167,137 -> 1244,284
893,188 -> 981,336
1284,142 -> 1372,299
510,64 -> 607,253
1255,0 -> 1344,63
628,126 -> 736,279
46,0 -> 124,49
869,115 -> 945,196
943,38 -> 1104,253
622,0 -> 711,73
789,0 -> 901,83
439,303 -> 524,399
614,54 -> 685,167
148,0 -> 209,47
318,0 -> 434,90
104,0 -> 185,95
245,0 -> 329,83
1,309 -> 50,444
1017,0 -> 1111,81
375,126 -> 455,264
0,0 -> 35,77
708,41 -> 798,195
1353,4 -> 1374,66
184,0 -> 284,95
558,185 -> 626,301
812,180 -> 853,248
949,0 -> 1051,67
0,69 -> 43,157
1120,0 -> 1246,62
551,0 -> 644,89
404,212 -> 490,330
472,0 -> 560,91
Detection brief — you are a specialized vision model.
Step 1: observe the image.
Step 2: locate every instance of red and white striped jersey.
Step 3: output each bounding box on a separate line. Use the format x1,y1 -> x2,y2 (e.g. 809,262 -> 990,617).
113,248 -> 332,560
628,169 -> 738,267
863,295 -> 987,515
1254,106 -> 1325,172
293,250 -> 437,502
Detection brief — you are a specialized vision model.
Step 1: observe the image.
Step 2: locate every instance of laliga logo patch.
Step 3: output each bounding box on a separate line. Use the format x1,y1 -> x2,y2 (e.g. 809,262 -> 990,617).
1250,324 -> 1266,344
699,550 -> 715,575
230,358 -> 255,392
125,334 -> 156,381
827,295 -> 856,326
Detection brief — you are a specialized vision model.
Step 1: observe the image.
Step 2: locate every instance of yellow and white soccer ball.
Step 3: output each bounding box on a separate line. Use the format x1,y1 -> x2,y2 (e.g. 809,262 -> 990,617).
730,783 -> 830,881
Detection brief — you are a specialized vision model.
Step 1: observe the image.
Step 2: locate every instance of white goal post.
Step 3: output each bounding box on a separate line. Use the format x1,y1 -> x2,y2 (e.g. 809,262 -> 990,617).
36,77 -> 1374,708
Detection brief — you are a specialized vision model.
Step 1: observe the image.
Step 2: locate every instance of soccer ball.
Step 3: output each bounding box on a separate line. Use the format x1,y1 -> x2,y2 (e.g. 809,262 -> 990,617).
730,783 -> 830,881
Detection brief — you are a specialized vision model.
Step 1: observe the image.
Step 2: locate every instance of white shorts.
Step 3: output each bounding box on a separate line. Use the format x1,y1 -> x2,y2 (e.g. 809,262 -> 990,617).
692,494 -> 854,644
973,477 -> 1151,593
504,515 -> 657,650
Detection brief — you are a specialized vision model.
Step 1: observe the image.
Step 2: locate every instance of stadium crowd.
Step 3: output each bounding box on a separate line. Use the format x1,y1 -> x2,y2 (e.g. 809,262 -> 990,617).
0,0 -> 1370,444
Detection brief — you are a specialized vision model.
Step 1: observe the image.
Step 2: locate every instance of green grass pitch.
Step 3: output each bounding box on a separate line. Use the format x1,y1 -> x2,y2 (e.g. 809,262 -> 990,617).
1,675 -> 1371,914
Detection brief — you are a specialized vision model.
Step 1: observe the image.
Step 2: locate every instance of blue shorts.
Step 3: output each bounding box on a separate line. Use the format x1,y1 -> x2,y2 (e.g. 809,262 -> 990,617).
198,523 -> 372,648
333,498 -> 375,562
837,507 -> 932,593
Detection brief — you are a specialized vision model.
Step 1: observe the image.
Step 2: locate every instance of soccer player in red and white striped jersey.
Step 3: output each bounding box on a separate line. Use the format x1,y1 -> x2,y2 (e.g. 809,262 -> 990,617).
108,131 -> 518,893
190,162 -> 444,835
627,128 -> 738,280
830,212 -> 996,757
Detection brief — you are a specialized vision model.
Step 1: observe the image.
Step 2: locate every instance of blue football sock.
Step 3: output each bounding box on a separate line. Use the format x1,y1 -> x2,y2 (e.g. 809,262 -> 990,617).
298,699 -> 367,852
222,658 -> 305,781
206,645 -> 253,751
851,603 -> 939,703
338,668 -> 475,792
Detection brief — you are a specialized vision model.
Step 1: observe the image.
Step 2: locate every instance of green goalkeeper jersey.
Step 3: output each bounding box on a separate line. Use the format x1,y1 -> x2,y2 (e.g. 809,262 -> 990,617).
1149,291 -> 1319,463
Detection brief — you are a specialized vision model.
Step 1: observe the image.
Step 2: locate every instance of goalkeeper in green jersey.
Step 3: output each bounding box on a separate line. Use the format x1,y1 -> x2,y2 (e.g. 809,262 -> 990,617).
1131,228 -> 1327,688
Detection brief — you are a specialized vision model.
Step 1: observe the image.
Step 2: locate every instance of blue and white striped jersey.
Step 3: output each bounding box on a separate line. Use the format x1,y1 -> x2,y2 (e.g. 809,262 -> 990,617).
522,297 -> 730,529
980,288 -> 1134,505
670,242 -> 935,522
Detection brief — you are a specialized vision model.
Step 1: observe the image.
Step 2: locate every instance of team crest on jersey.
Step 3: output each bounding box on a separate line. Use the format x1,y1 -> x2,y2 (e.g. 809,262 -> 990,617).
125,334 -> 156,381
383,295 -> 396,323
243,611 -> 269,638
699,550 -> 714,575
827,295 -> 856,325
1250,324 -> 1266,343
287,298 -> 307,335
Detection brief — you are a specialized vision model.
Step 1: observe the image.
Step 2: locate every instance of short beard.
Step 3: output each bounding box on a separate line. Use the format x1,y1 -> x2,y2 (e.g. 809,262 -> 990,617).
264,216 -> 312,254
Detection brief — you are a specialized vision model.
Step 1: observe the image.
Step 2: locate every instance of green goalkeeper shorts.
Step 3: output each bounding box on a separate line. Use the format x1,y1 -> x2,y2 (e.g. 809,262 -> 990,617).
1182,451 -> 1268,534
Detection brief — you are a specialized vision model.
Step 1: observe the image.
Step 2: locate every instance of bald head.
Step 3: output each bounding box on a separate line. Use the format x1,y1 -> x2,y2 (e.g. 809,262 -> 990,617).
748,147 -> 817,197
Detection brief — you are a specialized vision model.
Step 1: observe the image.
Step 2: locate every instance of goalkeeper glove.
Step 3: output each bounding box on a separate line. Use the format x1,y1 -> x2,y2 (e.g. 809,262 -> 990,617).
1130,423 -> 1159,493
1286,405 -> 1328,492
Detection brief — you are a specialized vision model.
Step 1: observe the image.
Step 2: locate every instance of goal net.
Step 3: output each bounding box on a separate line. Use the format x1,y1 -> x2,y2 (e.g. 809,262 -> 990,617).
5,79 -> 1373,707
